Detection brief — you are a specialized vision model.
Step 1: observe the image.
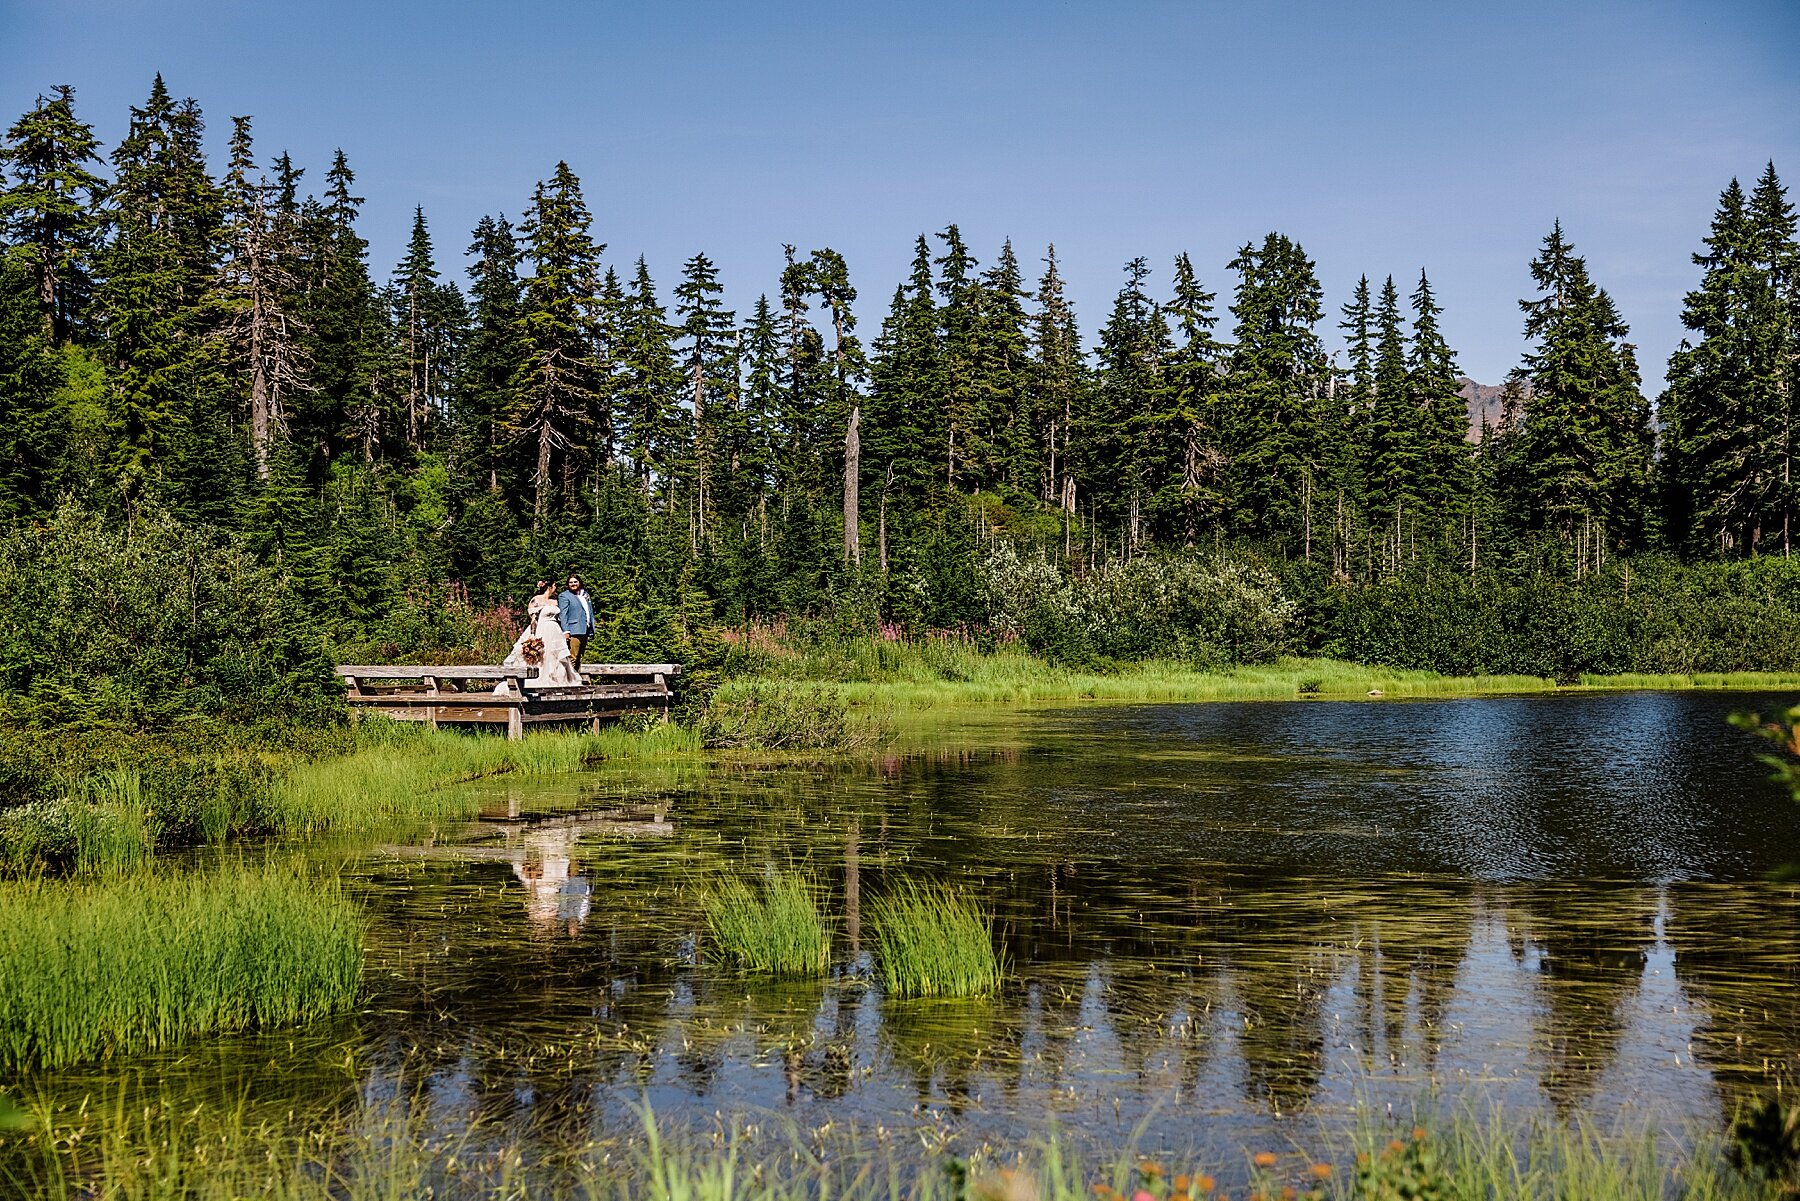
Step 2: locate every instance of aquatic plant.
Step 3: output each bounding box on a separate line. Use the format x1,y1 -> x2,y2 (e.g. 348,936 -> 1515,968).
702,871 -> 830,977
869,880 -> 1002,998
696,682 -> 892,751
0,864 -> 361,1072
0,1090 -> 1770,1200
0,768 -> 157,876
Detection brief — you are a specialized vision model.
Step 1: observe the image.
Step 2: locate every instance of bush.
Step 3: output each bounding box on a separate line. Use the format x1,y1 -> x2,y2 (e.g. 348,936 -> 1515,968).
979,544 -> 1297,667
0,502 -> 344,725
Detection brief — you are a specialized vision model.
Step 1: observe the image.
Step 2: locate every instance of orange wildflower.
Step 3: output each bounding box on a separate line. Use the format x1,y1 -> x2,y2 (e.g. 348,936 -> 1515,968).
1252,1152 -> 1278,1169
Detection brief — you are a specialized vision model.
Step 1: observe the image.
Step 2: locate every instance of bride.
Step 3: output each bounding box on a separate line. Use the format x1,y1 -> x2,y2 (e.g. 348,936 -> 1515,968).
496,582 -> 582,692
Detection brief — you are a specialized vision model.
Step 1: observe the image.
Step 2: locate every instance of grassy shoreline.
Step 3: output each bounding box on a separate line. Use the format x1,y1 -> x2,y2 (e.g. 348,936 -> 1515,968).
725,641 -> 1800,710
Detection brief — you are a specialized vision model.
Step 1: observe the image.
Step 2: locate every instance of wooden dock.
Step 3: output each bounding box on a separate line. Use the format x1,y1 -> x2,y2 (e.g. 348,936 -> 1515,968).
336,663 -> 681,738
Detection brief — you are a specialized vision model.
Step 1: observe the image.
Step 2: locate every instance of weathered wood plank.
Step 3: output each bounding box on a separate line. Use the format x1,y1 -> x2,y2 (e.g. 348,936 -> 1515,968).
336,663 -> 682,680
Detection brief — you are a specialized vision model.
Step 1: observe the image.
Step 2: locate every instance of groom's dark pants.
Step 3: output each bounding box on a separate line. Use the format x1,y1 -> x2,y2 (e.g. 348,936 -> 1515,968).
568,635 -> 587,668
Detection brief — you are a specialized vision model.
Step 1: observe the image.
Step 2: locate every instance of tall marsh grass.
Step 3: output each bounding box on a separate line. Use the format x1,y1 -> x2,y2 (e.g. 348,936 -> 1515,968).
702,872 -> 830,977
263,722 -> 701,835
869,881 -> 1002,998
0,864 -> 361,1072
3,1091 -> 1769,1200
0,768 -> 157,876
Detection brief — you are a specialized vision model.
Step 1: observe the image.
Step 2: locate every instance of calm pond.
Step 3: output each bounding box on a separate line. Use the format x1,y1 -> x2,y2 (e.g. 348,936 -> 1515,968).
39,691 -> 1800,1163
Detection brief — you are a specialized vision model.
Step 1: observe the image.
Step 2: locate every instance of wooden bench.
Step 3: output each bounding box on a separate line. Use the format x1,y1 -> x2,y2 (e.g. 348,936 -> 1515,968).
335,663 -> 682,739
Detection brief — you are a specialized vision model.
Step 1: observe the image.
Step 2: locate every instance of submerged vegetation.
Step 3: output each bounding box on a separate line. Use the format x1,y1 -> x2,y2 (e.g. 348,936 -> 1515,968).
0,864 -> 360,1073
701,872 -> 830,978
870,881 -> 1002,999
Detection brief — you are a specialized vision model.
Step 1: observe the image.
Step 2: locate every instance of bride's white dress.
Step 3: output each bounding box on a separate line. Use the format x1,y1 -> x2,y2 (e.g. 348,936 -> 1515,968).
496,598 -> 581,692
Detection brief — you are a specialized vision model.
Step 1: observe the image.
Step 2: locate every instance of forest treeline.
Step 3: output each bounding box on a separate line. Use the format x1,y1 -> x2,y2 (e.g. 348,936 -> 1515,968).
2,78 -> 1800,713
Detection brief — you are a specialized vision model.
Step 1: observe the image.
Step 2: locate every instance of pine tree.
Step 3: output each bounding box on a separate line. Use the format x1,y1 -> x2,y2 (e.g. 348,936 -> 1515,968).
1030,245 -> 1084,533
673,251 -> 735,535
510,162 -> 604,524
617,256 -> 684,502
0,255 -> 69,516
1090,256 -> 1171,550
974,238 -> 1031,494
1515,221 -> 1654,569
935,224 -> 981,488
97,76 -> 226,494
461,214 -> 522,491
867,236 -> 939,507
391,206 -> 449,452
735,294 -> 782,522
805,249 -> 864,561
1225,233 -> 1327,556
1408,269 -> 1473,554
1331,275 -> 1376,573
1366,274 -> 1415,559
216,115 -> 309,477
295,149 -> 385,466
775,245 -> 826,500
1161,252 -> 1229,546
0,85 -> 105,344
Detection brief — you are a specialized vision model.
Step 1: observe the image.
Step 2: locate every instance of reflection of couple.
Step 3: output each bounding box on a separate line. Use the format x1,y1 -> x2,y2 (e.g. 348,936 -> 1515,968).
510,827 -> 591,935
498,574 -> 594,690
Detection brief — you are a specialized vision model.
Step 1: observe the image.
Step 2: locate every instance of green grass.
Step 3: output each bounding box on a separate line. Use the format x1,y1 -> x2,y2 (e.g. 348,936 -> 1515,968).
731,636 -> 1800,710
701,871 -> 830,977
261,722 -> 700,835
0,863 -> 361,1073
0,1092 -> 1774,1200
0,768 -> 158,877
869,880 -> 1002,999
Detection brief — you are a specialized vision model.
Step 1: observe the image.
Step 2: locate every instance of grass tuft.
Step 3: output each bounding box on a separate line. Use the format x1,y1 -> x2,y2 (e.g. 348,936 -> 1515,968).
0,864 -> 362,1072
869,880 -> 1002,998
702,871 -> 830,977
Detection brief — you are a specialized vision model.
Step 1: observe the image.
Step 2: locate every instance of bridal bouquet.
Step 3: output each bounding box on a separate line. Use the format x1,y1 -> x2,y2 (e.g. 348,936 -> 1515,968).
520,637 -> 545,666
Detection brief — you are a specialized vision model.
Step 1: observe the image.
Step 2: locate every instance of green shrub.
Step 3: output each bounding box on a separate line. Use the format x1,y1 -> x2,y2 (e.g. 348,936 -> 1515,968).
702,872 -> 830,977
697,683 -> 891,751
0,864 -> 362,1072
870,881 -> 1002,999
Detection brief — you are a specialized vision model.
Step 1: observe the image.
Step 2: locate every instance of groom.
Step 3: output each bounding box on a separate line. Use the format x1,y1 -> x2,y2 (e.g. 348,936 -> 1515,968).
557,573 -> 594,669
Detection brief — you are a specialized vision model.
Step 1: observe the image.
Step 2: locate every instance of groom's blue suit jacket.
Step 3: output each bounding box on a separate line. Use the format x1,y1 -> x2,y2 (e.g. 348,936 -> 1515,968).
557,590 -> 594,636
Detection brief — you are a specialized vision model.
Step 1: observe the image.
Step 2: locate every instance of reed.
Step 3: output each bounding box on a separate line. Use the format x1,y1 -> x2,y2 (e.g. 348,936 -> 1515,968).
0,768 -> 157,877
0,864 -> 361,1073
869,880 -> 1002,999
262,722 -> 702,835
0,1089 -> 1772,1201
701,871 -> 830,977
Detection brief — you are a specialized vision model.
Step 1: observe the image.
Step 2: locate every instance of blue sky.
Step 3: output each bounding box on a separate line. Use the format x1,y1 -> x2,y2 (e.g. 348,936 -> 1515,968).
4,0 -> 1797,391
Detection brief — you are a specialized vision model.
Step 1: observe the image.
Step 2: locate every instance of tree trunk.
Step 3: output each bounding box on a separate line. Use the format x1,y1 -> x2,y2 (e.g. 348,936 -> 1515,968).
843,404 -> 861,563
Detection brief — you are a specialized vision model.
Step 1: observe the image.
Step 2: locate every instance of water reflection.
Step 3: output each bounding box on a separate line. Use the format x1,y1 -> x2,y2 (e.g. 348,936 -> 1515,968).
23,693 -> 1800,1164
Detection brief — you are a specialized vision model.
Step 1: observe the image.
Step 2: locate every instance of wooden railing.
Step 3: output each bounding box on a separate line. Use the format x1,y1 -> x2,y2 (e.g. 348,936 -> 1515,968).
335,663 -> 681,738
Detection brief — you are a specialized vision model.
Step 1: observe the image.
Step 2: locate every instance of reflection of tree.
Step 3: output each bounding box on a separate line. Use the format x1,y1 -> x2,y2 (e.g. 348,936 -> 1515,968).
1667,882 -> 1800,1118
1345,885 -> 1475,1078
1506,885 -> 1656,1114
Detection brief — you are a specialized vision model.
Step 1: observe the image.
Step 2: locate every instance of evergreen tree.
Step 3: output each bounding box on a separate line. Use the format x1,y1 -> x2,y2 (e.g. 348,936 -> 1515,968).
0,85 -> 105,344
0,255 -> 69,516
1407,269 -> 1472,549
867,236 -> 939,506
1514,221 -> 1654,568
1225,233 -> 1327,555
1030,245 -> 1084,528
97,76 -> 226,496
216,115 -> 309,477
805,248 -> 864,561
935,224 -> 981,488
974,238 -> 1031,494
510,162 -> 604,524
1089,256 -> 1171,550
1160,252 -> 1229,546
673,251 -> 735,535
391,205 -> 459,453
1331,275 -> 1376,573
734,294 -> 782,522
1366,274 -> 1415,556
460,214 -> 522,491
617,256 -> 684,503
295,149 -> 384,466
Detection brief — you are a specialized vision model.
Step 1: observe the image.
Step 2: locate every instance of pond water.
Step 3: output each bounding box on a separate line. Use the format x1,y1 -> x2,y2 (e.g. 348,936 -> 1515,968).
35,691 -> 1800,1166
